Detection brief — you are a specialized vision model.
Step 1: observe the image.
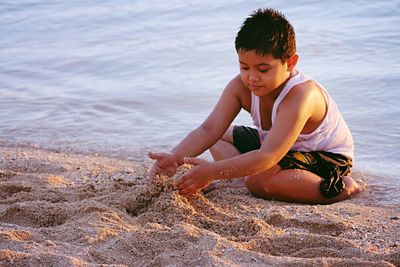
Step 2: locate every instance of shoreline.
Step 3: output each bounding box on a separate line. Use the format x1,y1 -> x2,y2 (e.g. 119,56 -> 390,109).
0,144 -> 399,266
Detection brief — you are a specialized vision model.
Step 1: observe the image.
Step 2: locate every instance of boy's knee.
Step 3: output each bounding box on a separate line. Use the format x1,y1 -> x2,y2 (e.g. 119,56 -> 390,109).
244,175 -> 257,191
245,175 -> 275,199
210,139 -> 224,153
221,125 -> 235,143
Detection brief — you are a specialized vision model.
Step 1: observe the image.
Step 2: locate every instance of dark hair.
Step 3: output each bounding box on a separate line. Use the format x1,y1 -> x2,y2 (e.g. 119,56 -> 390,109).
235,8 -> 296,61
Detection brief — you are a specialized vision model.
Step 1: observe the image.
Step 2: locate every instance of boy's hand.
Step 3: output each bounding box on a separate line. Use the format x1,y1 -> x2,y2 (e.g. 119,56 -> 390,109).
148,152 -> 178,178
175,157 -> 214,195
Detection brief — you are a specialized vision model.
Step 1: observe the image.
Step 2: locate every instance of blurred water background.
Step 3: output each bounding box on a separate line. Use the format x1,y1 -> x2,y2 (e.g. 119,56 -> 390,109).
0,0 -> 399,202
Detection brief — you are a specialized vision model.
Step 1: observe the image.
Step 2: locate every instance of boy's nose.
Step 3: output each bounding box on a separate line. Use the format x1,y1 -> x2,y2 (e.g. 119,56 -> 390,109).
249,72 -> 260,82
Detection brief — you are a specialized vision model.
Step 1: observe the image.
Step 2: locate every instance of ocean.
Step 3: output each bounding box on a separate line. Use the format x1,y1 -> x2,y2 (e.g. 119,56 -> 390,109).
1,0 -> 399,202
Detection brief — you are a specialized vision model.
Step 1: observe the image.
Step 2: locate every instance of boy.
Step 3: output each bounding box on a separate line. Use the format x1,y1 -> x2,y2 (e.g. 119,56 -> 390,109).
149,8 -> 363,204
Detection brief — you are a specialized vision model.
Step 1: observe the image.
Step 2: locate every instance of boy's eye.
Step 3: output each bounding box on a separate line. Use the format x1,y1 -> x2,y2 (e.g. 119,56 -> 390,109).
240,67 -> 249,70
259,69 -> 269,73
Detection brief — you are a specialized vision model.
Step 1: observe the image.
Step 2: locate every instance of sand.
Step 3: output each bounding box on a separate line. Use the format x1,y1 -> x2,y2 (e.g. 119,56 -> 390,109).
0,144 -> 399,267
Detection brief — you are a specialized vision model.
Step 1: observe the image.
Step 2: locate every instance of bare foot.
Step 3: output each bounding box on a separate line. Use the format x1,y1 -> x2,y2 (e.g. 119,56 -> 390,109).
321,176 -> 367,204
354,178 -> 367,194
202,177 -> 246,193
343,176 -> 367,197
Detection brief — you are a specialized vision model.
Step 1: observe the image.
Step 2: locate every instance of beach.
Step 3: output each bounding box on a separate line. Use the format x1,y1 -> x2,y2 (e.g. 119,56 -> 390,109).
1,1 -> 399,266
0,144 -> 398,266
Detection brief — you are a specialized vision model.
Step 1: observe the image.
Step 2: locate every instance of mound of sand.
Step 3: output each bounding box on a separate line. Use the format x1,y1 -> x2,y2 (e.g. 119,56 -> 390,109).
0,145 -> 399,266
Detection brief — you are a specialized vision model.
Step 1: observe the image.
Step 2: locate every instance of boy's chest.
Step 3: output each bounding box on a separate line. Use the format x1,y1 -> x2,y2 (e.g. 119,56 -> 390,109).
259,99 -> 274,130
241,92 -> 274,131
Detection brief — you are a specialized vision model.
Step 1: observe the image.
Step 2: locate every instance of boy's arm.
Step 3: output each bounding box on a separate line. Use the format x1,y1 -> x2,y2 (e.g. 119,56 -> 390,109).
149,75 -> 244,176
176,83 -> 319,194
171,75 -> 244,164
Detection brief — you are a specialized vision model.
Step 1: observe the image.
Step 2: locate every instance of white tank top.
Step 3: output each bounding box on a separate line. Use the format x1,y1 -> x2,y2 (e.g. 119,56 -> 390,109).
250,70 -> 354,159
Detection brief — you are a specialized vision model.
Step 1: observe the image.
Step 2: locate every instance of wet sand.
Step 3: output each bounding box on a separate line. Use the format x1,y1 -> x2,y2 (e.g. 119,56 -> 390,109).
0,145 -> 399,266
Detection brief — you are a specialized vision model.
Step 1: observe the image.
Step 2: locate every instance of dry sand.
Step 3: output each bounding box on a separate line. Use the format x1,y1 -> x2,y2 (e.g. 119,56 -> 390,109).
0,144 -> 399,266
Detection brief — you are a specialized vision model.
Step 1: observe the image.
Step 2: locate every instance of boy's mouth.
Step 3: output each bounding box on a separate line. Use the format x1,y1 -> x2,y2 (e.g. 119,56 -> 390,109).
249,84 -> 264,90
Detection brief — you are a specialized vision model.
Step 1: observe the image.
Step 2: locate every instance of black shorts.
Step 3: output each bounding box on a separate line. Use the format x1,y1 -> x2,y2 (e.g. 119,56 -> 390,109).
232,126 -> 353,198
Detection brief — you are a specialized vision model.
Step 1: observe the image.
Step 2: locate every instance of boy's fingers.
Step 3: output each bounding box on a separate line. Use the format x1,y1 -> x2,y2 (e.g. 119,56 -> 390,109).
148,152 -> 163,160
179,183 -> 200,196
175,172 -> 191,187
183,157 -> 202,166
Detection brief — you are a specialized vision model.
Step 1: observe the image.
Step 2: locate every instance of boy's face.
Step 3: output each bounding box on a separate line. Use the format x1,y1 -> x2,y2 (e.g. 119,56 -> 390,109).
238,50 -> 297,97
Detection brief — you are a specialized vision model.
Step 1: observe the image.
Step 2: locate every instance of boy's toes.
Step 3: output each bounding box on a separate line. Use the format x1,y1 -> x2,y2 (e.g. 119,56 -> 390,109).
355,179 -> 367,193
342,176 -> 366,196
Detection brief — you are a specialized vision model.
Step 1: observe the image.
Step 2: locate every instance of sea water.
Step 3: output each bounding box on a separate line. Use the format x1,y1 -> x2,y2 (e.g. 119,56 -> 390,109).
0,0 -> 399,201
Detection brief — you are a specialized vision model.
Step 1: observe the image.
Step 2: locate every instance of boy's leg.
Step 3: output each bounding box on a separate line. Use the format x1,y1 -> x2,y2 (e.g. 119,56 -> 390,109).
209,125 -> 240,161
245,168 -> 364,204
208,128 -> 362,203
206,126 -> 245,192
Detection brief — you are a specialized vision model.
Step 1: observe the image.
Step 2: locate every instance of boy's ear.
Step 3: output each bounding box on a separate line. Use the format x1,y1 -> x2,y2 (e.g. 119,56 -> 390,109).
287,53 -> 299,72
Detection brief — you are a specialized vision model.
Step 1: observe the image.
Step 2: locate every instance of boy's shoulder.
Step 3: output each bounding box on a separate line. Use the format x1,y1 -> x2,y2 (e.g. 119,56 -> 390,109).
225,75 -> 252,110
225,74 -> 246,91
279,78 -> 327,120
284,73 -> 323,101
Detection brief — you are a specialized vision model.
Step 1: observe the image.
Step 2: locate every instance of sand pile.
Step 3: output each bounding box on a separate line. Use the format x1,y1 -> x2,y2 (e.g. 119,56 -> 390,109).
0,145 -> 399,266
